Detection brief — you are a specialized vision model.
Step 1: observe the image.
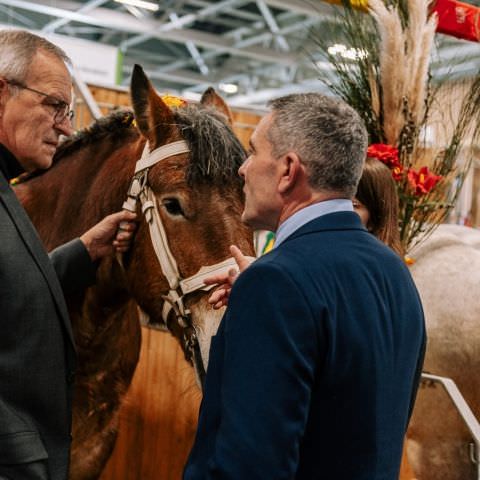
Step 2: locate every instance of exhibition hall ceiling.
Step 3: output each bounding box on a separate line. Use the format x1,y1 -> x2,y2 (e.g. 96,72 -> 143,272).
0,0 -> 479,108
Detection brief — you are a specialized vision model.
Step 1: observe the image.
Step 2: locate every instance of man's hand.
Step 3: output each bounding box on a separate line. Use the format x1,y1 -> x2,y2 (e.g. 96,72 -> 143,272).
80,211 -> 137,261
205,245 -> 253,309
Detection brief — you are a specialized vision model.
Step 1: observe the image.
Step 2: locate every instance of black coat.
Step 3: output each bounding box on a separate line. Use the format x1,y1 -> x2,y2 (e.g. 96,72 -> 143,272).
0,144 -> 95,480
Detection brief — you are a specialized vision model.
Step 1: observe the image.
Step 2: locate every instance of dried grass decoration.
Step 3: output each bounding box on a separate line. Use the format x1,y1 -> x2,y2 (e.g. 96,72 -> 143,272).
310,0 -> 480,251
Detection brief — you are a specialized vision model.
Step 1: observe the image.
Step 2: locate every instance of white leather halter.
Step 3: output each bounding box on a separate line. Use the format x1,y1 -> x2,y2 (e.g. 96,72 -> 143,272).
122,140 -> 242,382
123,139 -> 241,324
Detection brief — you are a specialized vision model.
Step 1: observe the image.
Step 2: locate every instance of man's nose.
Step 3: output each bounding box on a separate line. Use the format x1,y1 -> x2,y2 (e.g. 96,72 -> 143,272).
238,158 -> 249,178
55,116 -> 74,137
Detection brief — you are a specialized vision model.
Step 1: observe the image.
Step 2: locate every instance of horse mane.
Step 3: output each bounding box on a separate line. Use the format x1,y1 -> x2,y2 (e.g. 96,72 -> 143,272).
56,109 -> 138,160
174,105 -> 246,187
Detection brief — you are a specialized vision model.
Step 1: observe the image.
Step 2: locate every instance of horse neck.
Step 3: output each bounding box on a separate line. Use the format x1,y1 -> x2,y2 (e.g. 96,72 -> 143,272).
17,136 -> 144,251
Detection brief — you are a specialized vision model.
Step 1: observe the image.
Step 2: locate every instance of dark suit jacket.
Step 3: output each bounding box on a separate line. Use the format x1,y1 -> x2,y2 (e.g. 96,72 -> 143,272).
0,144 -> 95,480
184,211 -> 426,480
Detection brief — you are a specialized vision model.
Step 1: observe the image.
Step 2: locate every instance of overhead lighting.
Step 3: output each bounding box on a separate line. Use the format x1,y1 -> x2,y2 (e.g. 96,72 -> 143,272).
114,0 -> 159,12
327,44 -> 368,60
218,83 -> 238,94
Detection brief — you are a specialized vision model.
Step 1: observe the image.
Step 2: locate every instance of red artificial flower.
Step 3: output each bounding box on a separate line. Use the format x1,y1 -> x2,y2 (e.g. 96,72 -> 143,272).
392,165 -> 404,181
367,143 -> 400,169
407,166 -> 442,196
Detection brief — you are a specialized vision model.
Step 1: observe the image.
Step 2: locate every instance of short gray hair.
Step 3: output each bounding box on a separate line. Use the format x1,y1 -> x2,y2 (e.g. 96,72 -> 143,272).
0,29 -> 71,83
267,93 -> 368,197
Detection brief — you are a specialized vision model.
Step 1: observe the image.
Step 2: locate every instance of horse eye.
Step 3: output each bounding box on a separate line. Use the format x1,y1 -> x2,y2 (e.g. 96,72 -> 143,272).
162,198 -> 184,217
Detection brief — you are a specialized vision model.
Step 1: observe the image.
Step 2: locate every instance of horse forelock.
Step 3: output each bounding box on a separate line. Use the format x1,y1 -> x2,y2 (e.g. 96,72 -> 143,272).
173,105 -> 246,188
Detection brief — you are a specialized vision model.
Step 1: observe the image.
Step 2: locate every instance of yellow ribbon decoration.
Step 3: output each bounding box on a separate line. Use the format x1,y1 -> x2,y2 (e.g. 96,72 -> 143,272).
161,94 -> 187,108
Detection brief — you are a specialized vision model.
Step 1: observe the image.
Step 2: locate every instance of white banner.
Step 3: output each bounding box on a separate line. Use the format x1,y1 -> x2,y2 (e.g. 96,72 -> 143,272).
46,33 -> 120,86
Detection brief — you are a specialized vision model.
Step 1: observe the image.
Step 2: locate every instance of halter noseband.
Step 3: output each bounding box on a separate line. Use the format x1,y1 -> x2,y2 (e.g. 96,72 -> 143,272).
122,140 -> 243,386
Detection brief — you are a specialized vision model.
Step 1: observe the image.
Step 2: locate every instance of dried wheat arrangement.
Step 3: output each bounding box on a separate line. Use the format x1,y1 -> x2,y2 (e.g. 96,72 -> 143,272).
311,0 -> 480,251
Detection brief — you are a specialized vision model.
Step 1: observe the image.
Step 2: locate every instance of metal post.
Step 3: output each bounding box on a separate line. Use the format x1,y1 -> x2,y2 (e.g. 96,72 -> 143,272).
71,69 -> 102,120
421,372 -> 480,479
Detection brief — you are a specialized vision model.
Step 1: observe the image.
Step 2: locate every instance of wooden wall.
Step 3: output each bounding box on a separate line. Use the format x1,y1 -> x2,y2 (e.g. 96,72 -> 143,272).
99,328 -> 201,480
73,84 -> 261,149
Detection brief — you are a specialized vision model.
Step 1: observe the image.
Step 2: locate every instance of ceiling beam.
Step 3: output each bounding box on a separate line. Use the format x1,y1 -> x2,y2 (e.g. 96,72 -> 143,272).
228,79 -> 331,107
263,0 -> 332,17
120,0 -> 247,50
0,0 -> 298,65
153,16 -> 321,75
41,0 -> 109,33
256,0 -> 290,51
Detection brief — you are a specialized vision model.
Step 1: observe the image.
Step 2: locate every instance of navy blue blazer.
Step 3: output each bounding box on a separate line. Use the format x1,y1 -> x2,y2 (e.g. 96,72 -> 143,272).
184,211 -> 425,480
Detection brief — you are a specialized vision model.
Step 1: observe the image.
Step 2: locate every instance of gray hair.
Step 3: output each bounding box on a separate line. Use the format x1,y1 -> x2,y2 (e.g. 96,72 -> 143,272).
267,93 -> 368,197
0,29 -> 71,83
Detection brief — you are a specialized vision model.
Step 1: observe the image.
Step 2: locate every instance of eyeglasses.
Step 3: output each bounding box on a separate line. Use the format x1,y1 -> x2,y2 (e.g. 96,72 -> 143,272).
6,79 -> 74,124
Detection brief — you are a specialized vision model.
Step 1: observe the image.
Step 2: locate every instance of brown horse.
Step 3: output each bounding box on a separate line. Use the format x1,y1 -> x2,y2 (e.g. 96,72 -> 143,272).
14,65 -> 254,480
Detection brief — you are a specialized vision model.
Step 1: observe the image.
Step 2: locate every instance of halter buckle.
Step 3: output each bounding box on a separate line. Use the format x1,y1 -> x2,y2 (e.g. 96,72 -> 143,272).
128,169 -> 149,198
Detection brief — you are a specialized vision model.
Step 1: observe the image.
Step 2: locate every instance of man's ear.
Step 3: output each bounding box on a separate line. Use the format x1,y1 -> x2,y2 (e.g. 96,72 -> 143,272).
278,152 -> 304,194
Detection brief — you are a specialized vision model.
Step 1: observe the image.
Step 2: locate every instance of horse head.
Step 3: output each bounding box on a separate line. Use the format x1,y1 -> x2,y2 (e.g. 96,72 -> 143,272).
123,65 -> 254,383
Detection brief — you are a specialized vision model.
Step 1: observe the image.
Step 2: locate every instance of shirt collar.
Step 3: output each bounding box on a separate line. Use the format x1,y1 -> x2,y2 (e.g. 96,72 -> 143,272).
274,199 -> 353,248
0,143 -> 24,181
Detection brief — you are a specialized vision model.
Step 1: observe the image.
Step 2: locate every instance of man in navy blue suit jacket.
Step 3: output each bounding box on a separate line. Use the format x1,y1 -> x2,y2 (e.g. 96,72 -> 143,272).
183,93 -> 426,479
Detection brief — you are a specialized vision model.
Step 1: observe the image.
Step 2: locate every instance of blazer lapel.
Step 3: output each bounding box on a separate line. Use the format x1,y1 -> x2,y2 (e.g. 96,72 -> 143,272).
0,174 -> 76,349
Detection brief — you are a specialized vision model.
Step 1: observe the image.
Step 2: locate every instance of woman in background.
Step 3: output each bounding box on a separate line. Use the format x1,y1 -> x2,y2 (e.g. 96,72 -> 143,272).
354,156 -> 404,256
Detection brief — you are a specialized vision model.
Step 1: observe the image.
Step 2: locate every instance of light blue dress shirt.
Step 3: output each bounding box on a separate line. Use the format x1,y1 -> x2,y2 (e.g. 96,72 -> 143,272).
273,199 -> 353,248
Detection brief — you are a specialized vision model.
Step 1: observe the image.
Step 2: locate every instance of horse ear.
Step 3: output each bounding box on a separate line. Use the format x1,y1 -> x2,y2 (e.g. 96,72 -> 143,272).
130,64 -> 174,145
200,87 -> 234,126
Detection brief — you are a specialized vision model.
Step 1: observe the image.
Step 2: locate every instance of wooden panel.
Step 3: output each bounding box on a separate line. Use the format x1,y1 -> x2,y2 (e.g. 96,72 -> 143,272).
231,110 -> 260,149
73,85 -> 262,151
99,327 -> 201,480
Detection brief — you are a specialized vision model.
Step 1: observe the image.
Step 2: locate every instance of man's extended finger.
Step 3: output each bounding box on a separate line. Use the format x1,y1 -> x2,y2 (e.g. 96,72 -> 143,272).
111,210 -> 137,225
230,245 -> 253,272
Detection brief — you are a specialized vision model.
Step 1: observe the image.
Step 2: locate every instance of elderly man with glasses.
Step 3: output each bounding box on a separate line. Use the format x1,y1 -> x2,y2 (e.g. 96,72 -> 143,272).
0,29 -> 136,480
